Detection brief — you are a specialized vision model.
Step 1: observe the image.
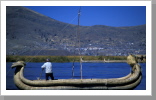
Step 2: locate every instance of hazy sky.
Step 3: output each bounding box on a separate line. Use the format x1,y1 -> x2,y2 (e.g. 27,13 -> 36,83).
25,6 -> 146,27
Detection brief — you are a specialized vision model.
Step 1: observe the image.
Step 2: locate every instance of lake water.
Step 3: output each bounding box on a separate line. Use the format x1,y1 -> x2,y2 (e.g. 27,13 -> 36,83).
6,62 -> 146,90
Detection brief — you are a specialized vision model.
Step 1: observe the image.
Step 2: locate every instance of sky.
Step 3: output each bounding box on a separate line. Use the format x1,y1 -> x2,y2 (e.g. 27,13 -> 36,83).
25,6 -> 146,27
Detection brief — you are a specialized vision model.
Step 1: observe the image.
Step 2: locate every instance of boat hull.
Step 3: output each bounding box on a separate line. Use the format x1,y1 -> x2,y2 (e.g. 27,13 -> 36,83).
11,55 -> 142,90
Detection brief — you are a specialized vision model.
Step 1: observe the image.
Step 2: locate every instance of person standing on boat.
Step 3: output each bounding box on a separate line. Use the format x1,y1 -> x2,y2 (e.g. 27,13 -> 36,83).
41,58 -> 54,80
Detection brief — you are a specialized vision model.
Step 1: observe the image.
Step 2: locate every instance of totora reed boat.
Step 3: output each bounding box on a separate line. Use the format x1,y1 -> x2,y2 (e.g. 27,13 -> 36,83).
11,54 -> 142,90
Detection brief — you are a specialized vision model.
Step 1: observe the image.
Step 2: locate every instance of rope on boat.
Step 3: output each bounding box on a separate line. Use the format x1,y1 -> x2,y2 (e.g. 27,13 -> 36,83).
15,8 -> 82,79
38,69 -> 44,80
6,44 -> 49,76
61,15 -> 78,32
17,9 -> 79,77
26,44 -> 50,64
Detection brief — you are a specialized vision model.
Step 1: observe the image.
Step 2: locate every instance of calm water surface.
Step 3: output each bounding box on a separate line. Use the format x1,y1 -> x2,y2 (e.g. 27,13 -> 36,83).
6,62 -> 146,90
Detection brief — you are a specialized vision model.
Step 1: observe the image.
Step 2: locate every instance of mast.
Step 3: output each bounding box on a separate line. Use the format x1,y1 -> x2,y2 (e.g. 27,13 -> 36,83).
77,7 -> 82,79
78,7 -> 81,55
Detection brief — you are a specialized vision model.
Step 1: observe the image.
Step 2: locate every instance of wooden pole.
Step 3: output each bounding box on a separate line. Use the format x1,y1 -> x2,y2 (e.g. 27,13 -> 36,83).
72,60 -> 75,78
78,7 -> 82,79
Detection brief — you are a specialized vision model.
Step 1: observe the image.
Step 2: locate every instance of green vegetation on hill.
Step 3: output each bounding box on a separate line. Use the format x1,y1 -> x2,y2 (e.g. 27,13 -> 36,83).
6,55 -> 127,62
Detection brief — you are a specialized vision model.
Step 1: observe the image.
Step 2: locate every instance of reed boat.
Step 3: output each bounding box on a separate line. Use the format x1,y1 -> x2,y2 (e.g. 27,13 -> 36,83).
11,54 -> 142,90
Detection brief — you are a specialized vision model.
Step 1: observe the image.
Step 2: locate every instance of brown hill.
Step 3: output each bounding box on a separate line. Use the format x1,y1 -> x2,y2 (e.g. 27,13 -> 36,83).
6,6 -> 146,56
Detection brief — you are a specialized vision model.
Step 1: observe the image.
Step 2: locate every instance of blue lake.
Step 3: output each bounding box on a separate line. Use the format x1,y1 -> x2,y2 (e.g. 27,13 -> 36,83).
6,62 -> 146,90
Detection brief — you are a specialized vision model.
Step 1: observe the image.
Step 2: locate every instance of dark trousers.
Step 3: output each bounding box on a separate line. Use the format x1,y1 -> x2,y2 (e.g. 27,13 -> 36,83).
46,73 -> 54,80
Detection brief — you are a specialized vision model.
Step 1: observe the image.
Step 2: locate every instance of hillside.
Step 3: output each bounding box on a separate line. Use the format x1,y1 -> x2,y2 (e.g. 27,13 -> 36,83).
6,6 -> 146,56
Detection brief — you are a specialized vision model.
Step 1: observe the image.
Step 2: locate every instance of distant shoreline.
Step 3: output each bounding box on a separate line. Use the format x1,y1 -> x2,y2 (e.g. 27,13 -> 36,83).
6,55 -> 146,63
82,60 -> 127,63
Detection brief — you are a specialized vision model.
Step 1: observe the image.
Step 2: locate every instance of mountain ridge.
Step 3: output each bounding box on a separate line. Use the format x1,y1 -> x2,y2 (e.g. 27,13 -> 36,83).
6,6 -> 146,56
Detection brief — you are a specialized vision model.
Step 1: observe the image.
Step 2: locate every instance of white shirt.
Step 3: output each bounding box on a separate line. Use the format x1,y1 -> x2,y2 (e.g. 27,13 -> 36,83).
41,62 -> 52,73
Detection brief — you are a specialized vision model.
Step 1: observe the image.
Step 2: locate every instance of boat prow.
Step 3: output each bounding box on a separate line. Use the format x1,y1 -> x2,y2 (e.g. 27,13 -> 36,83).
11,54 -> 142,90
